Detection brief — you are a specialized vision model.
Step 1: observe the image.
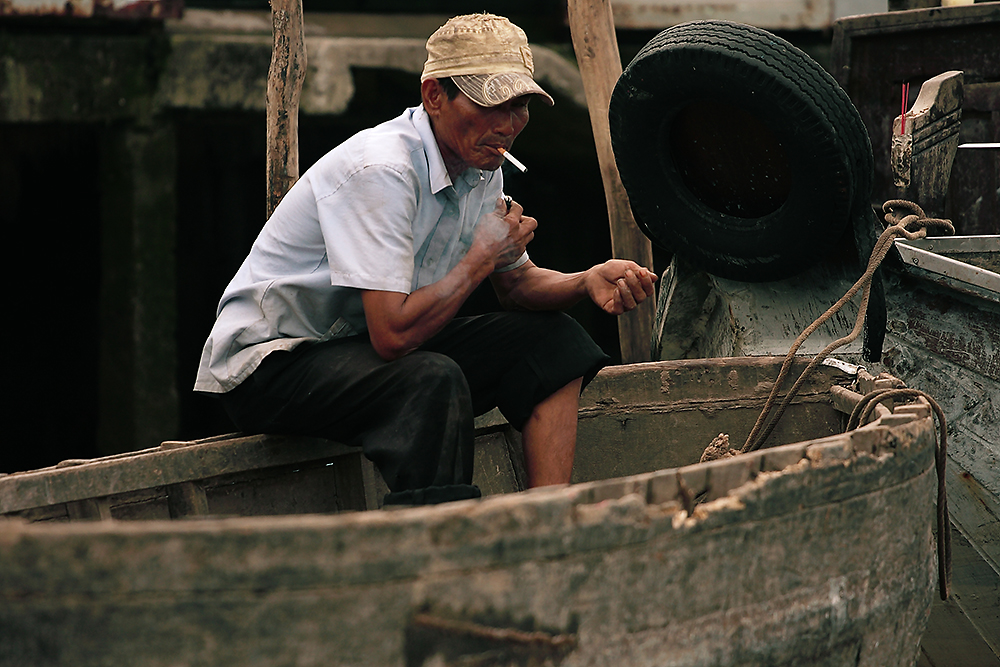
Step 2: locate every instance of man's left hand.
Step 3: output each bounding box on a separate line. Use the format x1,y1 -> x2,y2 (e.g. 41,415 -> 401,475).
585,260 -> 657,315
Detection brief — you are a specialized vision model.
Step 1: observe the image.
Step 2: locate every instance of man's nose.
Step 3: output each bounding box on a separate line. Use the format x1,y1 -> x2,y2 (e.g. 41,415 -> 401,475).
494,109 -> 515,135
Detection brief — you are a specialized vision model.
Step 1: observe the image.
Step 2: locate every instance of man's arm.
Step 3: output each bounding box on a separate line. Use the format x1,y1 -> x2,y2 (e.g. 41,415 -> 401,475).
363,197 -> 535,361
490,258 -> 657,314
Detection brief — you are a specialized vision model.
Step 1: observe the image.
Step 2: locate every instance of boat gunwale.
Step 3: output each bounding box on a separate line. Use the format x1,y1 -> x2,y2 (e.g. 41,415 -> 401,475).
2,356 -> 863,516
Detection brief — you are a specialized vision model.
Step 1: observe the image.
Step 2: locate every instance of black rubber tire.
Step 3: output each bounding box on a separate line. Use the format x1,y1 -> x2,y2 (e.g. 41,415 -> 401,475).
610,20 -> 873,282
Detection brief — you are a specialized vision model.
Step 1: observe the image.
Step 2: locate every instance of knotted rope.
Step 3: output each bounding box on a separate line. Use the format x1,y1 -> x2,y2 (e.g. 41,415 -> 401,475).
738,200 -> 953,454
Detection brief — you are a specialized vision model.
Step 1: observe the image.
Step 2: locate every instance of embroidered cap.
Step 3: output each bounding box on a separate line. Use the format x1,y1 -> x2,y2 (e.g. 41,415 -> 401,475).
421,13 -> 555,107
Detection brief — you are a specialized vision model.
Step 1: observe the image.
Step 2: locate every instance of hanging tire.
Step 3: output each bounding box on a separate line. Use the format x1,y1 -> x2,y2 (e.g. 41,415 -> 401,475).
610,20 -> 873,282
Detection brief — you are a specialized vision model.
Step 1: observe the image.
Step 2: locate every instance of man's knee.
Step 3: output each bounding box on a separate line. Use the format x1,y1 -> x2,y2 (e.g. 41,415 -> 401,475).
387,351 -> 474,421
397,351 -> 469,394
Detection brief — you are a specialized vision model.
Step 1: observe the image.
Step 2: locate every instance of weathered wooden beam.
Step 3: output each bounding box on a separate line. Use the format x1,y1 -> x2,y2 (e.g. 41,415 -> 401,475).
567,0 -> 656,363
0,434 -> 362,516
166,481 -> 210,518
65,497 -> 112,522
265,0 -> 307,219
891,70 -> 964,217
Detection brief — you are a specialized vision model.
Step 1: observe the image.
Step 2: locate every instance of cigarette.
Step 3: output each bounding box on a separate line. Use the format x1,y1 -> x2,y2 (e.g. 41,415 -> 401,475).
498,148 -> 527,173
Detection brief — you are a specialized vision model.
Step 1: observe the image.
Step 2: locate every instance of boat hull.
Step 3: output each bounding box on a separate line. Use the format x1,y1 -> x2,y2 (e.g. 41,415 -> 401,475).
1,414 -> 937,667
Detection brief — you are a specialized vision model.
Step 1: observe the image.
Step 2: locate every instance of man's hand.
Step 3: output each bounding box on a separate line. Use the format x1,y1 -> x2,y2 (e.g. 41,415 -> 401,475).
585,260 -> 657,315
471,197 -> 537,271
362,199 -> 539,361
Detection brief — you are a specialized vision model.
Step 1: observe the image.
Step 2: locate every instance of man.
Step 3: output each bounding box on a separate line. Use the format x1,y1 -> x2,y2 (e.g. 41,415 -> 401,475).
194,13 -> 656,505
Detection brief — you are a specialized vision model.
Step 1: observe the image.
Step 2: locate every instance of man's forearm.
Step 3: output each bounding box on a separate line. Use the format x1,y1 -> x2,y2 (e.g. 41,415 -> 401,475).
363,247 -> 496,360
493,259 -> 657,315
491,263 -> 590,311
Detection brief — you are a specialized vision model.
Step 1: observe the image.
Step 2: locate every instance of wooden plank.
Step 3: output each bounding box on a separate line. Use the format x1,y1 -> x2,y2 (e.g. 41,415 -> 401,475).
0,434 -> 362,515
575,357 -> 851,482
653,255 -> 871,361
360,456 -> 390,511
470,431 -> 522,497
580,356 -> 853,408
920,527 -> 1000,666
202,458 -> 356,517
328,452 -> 373,512
887,279 -> 1000,383
65,498 -> 112,522
567,0 -> 656,363
166,482 -> 209,519
945,455 -> 1000,576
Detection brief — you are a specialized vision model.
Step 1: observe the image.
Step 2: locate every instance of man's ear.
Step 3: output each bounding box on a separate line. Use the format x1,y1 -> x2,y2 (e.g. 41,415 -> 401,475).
421,78 -> 443,116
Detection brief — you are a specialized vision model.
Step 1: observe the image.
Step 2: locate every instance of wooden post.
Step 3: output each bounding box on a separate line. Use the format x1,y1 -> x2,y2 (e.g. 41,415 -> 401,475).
266,0 -> 307,219
567,0 -> 655,363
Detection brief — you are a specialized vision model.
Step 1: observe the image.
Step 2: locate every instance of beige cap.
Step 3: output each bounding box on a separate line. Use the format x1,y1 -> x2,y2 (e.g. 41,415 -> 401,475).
421,13 -> 554,107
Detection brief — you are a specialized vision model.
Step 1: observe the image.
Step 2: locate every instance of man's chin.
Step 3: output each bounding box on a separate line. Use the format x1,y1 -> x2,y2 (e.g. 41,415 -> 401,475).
480,156 -> 505,172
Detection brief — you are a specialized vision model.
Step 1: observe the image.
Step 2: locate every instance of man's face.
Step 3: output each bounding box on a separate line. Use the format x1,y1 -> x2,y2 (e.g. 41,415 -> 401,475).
425,80 -> 531,177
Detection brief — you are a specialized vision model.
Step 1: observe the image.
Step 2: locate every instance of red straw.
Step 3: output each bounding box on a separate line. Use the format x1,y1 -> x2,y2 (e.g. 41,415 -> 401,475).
901,82 -> 909,135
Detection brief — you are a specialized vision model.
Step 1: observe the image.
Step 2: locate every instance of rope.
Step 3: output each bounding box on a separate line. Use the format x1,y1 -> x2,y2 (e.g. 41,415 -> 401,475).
712,199 -> 954,600
847,388 -> 952,601
739,200 -> 954,454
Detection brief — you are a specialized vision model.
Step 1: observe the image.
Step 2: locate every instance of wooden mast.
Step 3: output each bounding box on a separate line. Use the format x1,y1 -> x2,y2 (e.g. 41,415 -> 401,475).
265,0 -> 307,219
568,0 -> 656,363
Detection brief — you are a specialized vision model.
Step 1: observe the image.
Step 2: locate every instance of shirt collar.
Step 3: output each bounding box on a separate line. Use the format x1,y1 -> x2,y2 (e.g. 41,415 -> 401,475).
414,105 -> 488,195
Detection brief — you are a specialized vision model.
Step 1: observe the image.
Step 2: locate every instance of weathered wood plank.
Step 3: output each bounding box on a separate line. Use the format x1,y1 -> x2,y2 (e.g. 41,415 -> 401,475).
920,527 -> 1000,666
65,498 -> 112,522
0,434 -> 363,515
581,356 -> 853,407
470,431 -> 523,497
574,356 -> 854,481
166,482 -> 209,519
891,70 -> 964,217
653,255 -> 868,361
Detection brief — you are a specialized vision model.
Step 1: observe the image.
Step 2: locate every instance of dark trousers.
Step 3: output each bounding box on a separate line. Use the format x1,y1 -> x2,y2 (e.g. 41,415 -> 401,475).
219,311 -> 609,492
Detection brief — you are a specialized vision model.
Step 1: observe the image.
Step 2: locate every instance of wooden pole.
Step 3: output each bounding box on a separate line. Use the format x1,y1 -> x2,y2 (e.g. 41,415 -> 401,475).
266,0 -> 307,219
567,0 -> 655,363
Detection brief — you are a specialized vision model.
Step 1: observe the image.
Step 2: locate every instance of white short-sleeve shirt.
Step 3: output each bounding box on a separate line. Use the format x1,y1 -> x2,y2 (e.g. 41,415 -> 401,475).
194,105 -> 528,393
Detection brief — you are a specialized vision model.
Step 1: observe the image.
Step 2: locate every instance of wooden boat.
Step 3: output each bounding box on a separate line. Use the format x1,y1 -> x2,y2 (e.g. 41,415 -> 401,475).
653,241 -> 999,664
643,58 -> 998,663
1,356 -> 941,667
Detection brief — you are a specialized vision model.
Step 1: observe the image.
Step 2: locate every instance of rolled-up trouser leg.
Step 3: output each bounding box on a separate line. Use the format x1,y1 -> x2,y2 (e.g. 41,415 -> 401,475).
422,311 -> 610,429
219,339 -> 475,492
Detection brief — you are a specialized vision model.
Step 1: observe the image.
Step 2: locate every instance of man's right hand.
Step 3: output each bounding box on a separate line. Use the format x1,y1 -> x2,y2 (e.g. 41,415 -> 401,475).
363,198 -> 539,361
472,197 -> 537,271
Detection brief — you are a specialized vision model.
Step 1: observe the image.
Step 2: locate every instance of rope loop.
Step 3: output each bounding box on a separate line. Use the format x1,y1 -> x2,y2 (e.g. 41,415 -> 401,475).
882,199 -> 955,240
846,388 -> 952,601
